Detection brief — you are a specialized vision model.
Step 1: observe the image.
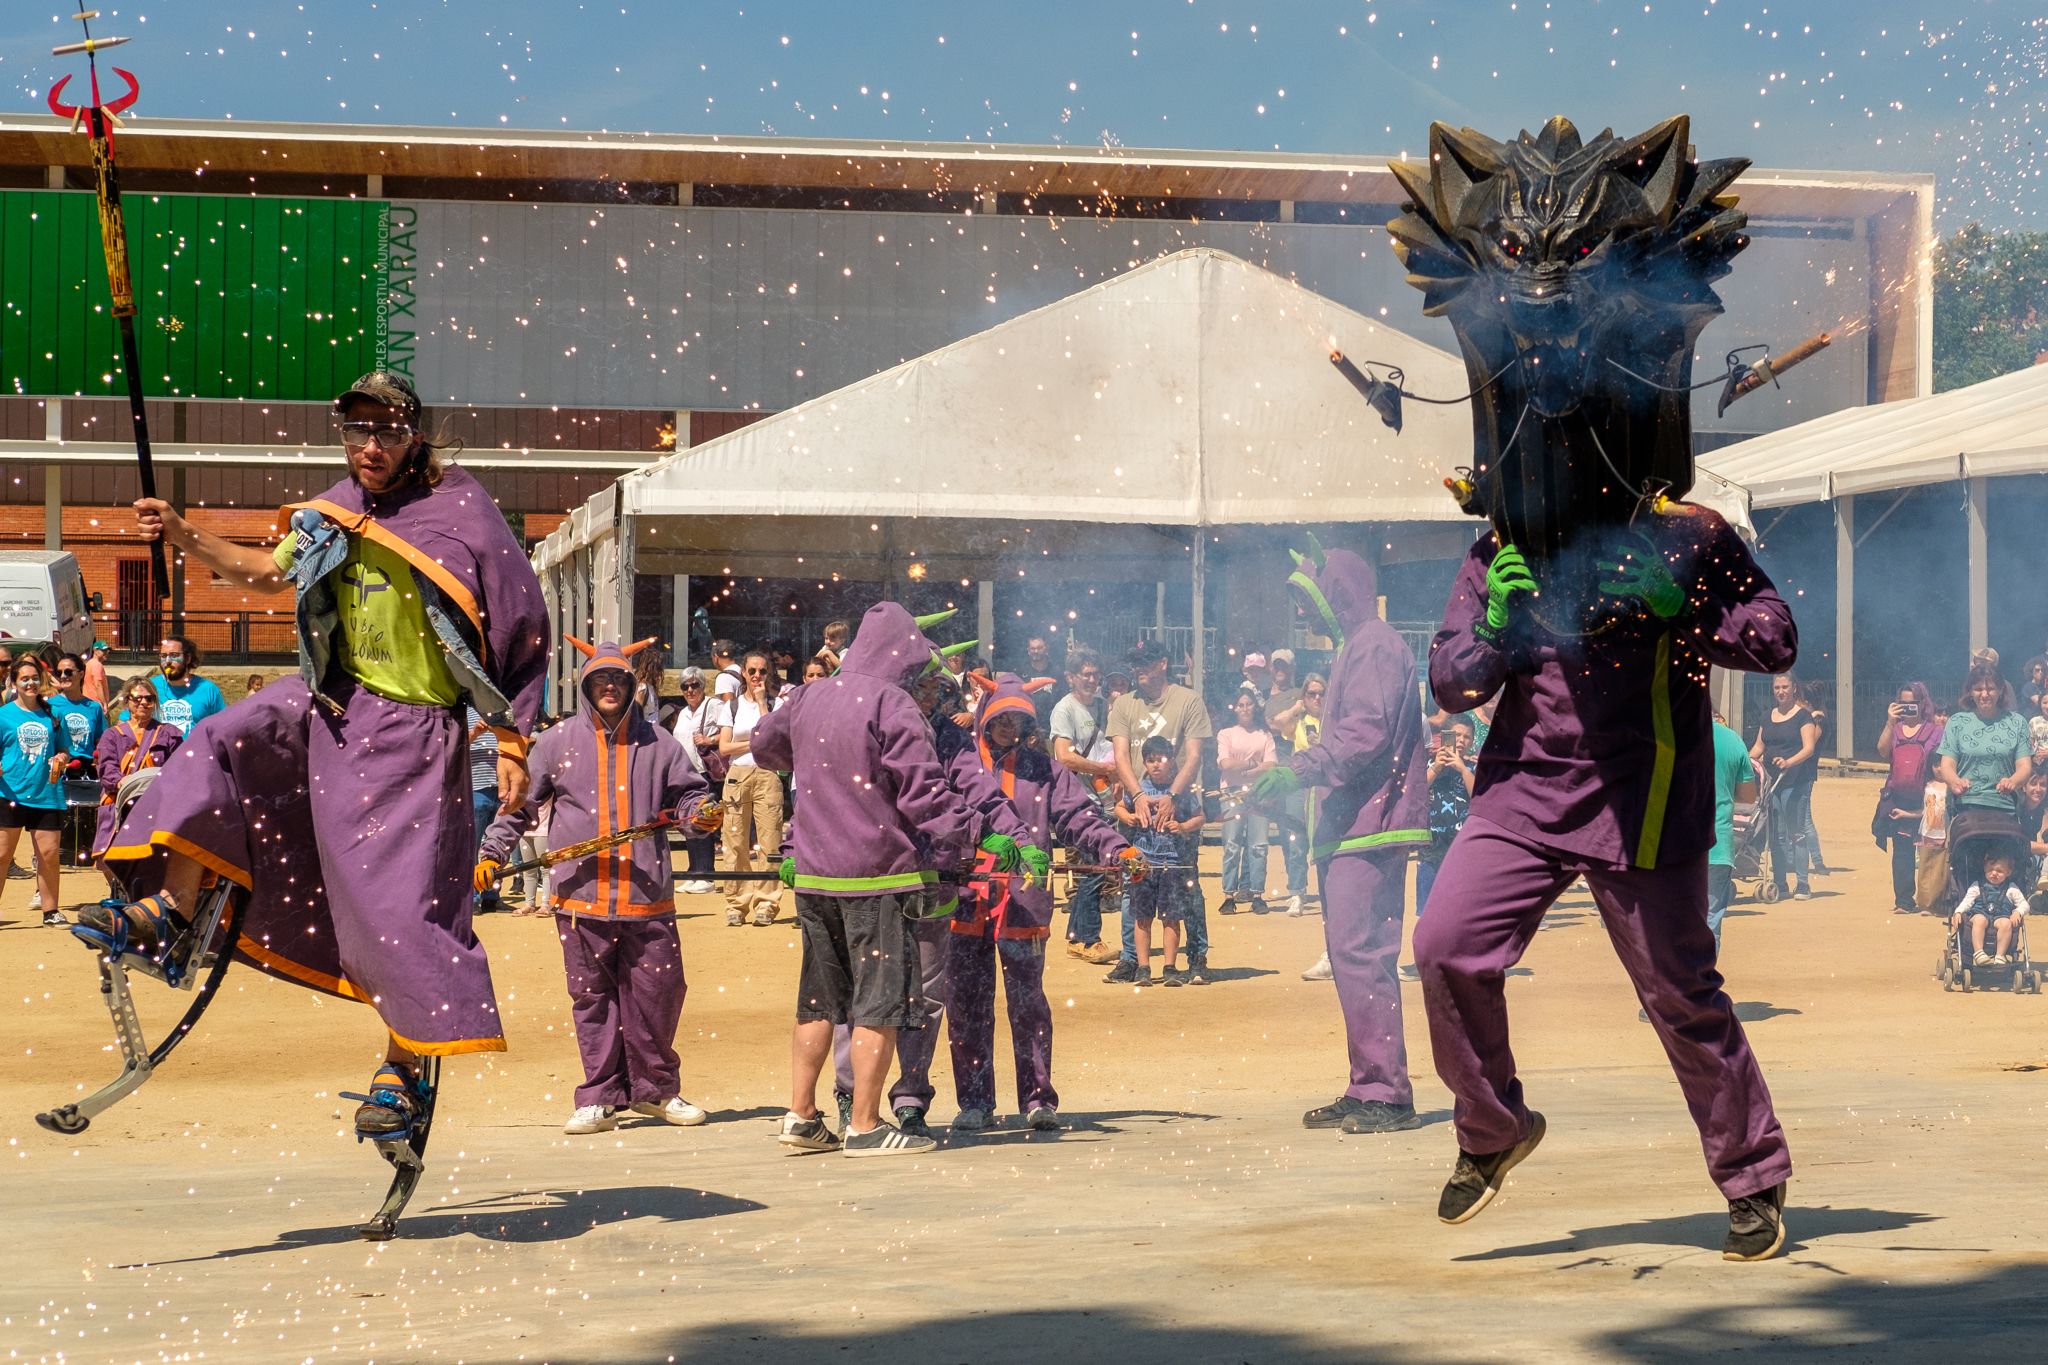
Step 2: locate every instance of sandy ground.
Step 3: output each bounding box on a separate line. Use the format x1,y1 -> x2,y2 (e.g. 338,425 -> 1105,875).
6,774 -> 2048,1364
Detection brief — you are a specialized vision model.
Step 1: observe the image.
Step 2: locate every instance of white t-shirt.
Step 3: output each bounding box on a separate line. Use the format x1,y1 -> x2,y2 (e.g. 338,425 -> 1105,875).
719,693 -> 776,770
712,667 -> 741,700
672,697 -> 717,773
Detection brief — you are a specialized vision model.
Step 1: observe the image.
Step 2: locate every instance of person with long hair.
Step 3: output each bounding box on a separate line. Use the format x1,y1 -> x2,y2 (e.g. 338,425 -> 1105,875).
0,658 -> 69,927
1752,673 -> 1821,900
1936,660 -> 2033,818
1216,690 -> 1278,914
1875,681 -> 1942,914
717,648 -> 786,926
88,680 -> 182,906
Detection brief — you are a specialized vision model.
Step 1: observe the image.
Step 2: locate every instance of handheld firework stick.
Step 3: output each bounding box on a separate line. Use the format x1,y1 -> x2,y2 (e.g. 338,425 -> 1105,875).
486,806 -> 719,883
684,861 -> 1205,883
48,11 -> 169,599
1716,332 -> 1833,416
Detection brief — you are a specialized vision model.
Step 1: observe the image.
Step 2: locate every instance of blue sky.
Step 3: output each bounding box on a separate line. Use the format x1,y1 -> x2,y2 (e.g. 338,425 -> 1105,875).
8,1 -> 2045,229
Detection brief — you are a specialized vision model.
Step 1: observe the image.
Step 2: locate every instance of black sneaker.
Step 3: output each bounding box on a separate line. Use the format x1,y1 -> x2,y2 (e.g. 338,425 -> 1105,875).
41,908 -> 68,927
1303,1095 -> 1371,1129
843,1124 -> 937,1158
1102,959 -> 1139,984
1161,967 -> 1187,988
1723,1181 -> 1787,1261
834,1088 -> 853,1132
1186,956 -> 1210,986
1438,1111 -> 1546,1223
1248,897 -> 1270,915
893,1104 -> 932,1138
1218,897 -> 1239,916
1132,968 -> 1156,988
1339,1101 -> 1424,1134
778,1111 -> 842,1153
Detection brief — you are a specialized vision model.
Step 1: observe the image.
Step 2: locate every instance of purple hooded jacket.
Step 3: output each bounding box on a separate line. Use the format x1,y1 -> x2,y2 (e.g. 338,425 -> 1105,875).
1284,547 -> 1433,861
1428,503 -> 1796,869
750,602 -> 977,897
480,640 -> 711,919
953,673 -> 1130,939
285,463 -> 549,758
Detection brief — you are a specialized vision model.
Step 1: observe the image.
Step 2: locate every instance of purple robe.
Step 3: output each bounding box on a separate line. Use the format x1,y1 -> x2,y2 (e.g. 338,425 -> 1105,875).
749,602 -> 976,896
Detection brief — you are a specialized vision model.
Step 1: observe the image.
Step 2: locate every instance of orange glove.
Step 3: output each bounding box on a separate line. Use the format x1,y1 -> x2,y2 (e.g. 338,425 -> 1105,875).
472,858 -> 502,894
689,800 -> 725,834
1119,846 -> 1151,884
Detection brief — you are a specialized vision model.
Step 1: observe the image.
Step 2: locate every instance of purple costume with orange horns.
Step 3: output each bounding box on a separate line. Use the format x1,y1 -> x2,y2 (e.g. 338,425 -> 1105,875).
1283,545 -> 1433,1109
948,672 -> 1129,1117
1416,506 -> 1796,1198
106,464 -> 550,1056
480,638 -> 712,1108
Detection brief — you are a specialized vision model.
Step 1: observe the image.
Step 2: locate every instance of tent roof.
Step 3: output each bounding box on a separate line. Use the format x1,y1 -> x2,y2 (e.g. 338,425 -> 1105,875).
534,247 -> 1753,572
1702,360 -> 2048,508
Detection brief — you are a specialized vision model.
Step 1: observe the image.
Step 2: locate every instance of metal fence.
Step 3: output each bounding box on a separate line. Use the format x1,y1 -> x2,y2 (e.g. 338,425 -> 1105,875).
97,610 -> 298,664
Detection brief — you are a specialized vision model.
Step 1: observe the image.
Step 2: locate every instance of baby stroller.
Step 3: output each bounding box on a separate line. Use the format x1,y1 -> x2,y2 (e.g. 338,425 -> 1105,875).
1731,765 -> 1776,902
1937,807 -> 2041,994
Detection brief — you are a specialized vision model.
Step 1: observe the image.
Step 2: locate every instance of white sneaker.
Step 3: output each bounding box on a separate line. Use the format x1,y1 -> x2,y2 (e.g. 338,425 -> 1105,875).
681,879 -> 716,895
1284,894 -> 1305,918
629,1096 -> 707,1126
726,907 -> 746,926
28,889 -> 42,914
1301,950 -> 1334,982
1026,1105 -> 1061,1131
563,1104 -> 617,1135
952,1107 -> 992,1133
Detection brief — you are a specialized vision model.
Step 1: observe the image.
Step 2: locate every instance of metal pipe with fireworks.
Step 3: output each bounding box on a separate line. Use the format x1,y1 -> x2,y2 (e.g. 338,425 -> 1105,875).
1717,331 -> 1833,416
47,11 -> 168,598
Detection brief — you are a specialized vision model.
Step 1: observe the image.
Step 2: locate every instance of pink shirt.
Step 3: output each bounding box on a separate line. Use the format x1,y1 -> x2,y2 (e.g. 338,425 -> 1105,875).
1216,724 -> 1277,787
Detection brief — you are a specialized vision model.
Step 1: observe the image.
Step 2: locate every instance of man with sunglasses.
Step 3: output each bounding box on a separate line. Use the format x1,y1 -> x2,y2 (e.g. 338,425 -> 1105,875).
89,369 -> 549,1152
148,636 -> 225,735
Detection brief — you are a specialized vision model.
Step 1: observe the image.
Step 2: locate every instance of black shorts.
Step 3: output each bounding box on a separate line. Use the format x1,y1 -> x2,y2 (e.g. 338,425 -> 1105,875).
0,799 -> 64,832
794,892 -> 921,1028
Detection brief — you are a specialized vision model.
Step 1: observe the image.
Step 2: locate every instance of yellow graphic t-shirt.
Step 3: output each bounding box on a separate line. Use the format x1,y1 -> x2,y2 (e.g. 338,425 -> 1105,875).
274,532 -> 461,706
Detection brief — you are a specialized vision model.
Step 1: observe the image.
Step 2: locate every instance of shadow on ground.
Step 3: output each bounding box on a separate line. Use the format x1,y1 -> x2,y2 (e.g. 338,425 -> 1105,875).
1451,1204 -> 1935,1263
119,1184 -> 764,1265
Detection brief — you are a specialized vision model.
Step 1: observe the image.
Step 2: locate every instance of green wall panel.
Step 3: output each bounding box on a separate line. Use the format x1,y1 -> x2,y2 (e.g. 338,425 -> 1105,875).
0,190 -> 387,401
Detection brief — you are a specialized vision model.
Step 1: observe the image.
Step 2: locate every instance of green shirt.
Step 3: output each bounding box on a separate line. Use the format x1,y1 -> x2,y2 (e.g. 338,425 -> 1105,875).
1935,711 -> 2030,812
274,533 -> 461,707
1710,721 -> 1752,867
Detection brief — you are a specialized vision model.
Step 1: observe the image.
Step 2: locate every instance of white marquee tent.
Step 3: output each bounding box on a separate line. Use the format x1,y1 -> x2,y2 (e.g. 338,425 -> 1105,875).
532,247 -> 1753,702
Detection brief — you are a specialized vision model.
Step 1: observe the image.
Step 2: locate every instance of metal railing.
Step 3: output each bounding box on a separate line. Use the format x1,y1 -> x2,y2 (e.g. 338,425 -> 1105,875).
96,609 -> 298,664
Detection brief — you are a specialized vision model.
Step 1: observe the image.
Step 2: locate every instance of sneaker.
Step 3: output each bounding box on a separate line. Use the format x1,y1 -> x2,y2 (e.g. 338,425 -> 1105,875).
351,1064 -> 424,1138
778,1110 -> 841,1153
1249,897 -> 1271,915
680,879 -> 716,895
1064,939 -> 1092,959
1186,956 -> 1210,986
1994,954 -> 2011,966
1722,1181 -> 1788,1261
726,908 -> 746,927
1892,903 -> 1919,915
1303,1095 -> 1371,1129
1301,950 -> 1334,982
834,1088 -> 854,1132
751,905 -> 779,927
1284,894 -> 1305,918
893,1105 -> 932,1138
41,908 -> 68,927
28,889 -> 41,914
1793,883 -> 1812,901
564,1103 -> 618,1135
952,1107 -> 992,1133
843,1123 -> 937,1158
1437,1111 -> 1546,1224
1340,1101 -> 1424,1135
1218,896 -> 1239,916
1026,1105 -> 1061,1131
1102,959 -> 1139,984
1161,967 -> 1187,988
628,1096 -> 707,1127
1974,950 -> 1993,967
1078,940 -> 1119,965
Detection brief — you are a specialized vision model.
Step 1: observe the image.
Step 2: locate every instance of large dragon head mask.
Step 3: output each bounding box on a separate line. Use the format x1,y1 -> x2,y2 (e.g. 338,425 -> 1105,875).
1388,115 -> 1749,566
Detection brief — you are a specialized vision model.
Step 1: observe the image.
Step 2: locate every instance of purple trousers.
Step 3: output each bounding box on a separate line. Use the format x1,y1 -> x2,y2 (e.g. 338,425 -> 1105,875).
559,914 -> 687,1107
947,932 -> 1055,1114
832,915 -> 949,1108
1413,815 -> 1791,1199
106,677 -> 501,1054
1320,847 -> 1414,1106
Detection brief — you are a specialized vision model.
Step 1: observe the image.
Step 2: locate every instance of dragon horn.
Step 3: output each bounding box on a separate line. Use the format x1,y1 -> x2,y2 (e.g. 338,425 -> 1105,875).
620,636 -> 659,657
914,608 -> 958,630
940,639 -> 980,657
563,635 -> 597,659
1305,530 -> 1329,569
1288,548 -> 1306,568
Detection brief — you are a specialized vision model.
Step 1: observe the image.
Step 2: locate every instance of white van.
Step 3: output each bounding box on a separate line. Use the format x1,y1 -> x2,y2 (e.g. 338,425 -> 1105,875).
0,551 -> 100,657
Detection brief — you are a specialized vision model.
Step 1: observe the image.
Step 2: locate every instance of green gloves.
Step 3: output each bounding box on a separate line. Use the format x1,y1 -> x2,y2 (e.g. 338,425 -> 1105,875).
1020,843 -> 1052,887
1598,535 -> 1685,620
1250,765 -> 1302,803
777,855 -> 796,888
1481,544 -> 1538,639
979,833 -> 1022,873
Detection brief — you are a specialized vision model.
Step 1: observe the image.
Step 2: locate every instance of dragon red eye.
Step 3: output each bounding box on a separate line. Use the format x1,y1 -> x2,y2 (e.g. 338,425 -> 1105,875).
1501,237 -> 1522,257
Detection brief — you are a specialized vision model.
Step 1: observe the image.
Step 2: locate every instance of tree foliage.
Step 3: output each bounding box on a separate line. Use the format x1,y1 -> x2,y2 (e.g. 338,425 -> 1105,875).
1934,224 -> 2048,392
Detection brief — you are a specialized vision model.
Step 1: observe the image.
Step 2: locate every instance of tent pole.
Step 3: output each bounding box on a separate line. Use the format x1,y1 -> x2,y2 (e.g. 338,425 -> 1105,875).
1190,533 -> 1207,698
1834,494 -> 1855,761
1966,477 -> 1989,658
977,580 -> 994,657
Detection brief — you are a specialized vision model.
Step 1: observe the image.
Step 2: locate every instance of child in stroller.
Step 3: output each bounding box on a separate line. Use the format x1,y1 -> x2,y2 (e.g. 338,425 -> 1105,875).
1939,808 -> 2040,993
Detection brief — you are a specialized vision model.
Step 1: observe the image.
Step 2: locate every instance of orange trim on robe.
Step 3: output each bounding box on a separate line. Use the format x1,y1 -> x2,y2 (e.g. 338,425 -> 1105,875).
103,830 -> 253,889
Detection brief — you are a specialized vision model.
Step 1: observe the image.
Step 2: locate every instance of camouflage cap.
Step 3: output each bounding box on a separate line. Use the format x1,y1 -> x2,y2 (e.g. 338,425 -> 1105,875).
334,370 -> 422,425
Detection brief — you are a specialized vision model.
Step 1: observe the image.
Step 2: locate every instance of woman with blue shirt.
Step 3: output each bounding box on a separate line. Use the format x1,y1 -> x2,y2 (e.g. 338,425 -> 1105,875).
0,658 -> 71,926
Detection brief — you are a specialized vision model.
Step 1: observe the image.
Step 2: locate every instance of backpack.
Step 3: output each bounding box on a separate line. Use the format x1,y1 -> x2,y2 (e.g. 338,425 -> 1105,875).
1885,726 -> 1936,798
